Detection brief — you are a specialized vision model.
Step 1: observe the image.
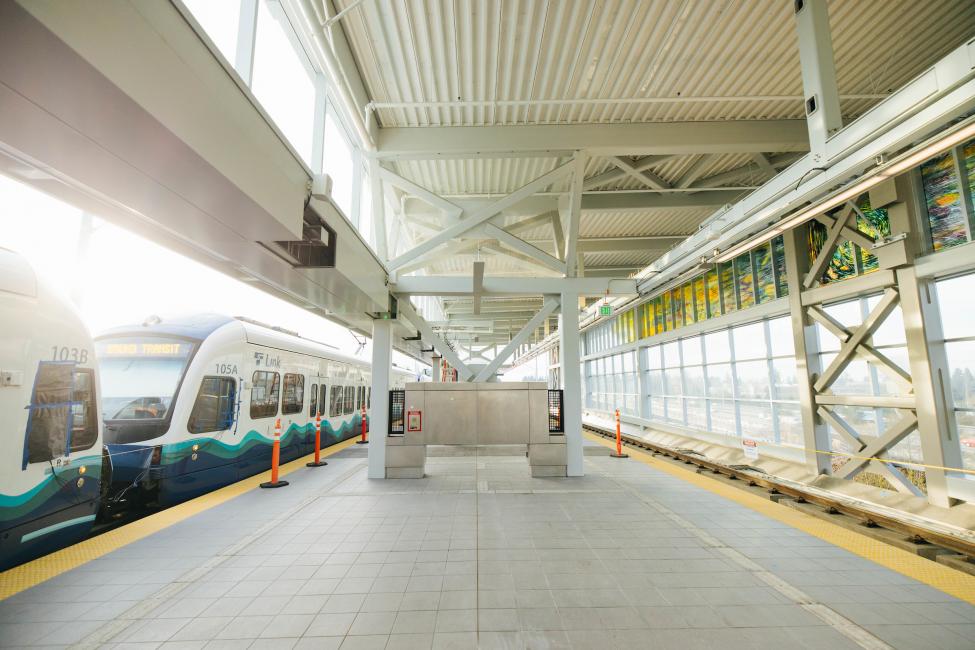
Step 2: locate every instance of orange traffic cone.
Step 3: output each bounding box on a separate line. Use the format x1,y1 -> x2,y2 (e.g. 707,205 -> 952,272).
261,418 -> 290,487
307,413 -> 328,467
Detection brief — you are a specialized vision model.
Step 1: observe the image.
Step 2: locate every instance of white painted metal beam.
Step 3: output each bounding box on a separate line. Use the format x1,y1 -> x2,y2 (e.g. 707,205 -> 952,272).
581,190 -> 743,211
564,152 -> 586,276
375,121 -> 809,159
484,224 -> 566,274
391,276 -> 637,296
398,299 -> 475,381
472,260 -> 484,315
609,156 -> 670,190
794,0 -> 842,164
473,298 -> 560,382
583,155 -> 676,190
387,161 -> 574,271
378,166 -> 463,219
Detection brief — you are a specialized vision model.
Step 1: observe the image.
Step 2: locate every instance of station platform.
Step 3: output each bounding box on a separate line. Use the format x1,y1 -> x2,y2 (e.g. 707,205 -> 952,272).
2,435 -> 975,650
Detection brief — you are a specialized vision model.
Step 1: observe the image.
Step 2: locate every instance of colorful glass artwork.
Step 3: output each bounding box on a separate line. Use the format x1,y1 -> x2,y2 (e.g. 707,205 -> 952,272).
671,288 -> 683,328
808,214 -> 857,284
663,291 -> 673,331
706,268 -> 721,318
921,150 -> 967,250
694,276 -> 707,322
966,140 -> 975,214
772,235 -> 788,297
855,195 -> 890,274
683,283 -> 695,325
752,242 -> 775,303
735,253 -> 755,309
719,261 -> 737,313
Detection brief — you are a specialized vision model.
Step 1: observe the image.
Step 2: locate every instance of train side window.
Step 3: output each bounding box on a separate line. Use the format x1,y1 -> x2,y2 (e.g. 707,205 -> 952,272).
367,388 -> 371,408
309,383 -> 318,417
24,362 -> 74,466
329,385 -> 343,417
250,371 -> 280,419
282,373 -> 304,415
70,368 -> 98,452
319,384 -> 327,417
344,386 -> 354,414
189,377 -> 236,433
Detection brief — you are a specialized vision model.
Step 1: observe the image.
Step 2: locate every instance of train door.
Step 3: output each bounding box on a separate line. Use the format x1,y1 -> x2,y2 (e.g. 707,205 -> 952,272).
308,375 -> 327,455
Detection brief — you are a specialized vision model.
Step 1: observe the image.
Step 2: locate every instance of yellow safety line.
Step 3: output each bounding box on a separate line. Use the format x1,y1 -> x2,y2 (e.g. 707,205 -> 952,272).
586,431 -> 975,605
0,437 -> 360,601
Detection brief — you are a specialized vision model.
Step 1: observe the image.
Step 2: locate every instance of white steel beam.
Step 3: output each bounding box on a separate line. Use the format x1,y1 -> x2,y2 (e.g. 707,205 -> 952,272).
583,155 -> 676,190
378,166 -> 463,219
484,224 -> 566,274
398,299 -> 475,381
794,0 -> 842,163
564,152 -> 586,276
368,157 -> 388,262
609,156 -> 670,190
560,291 -> 584,476
472,260 -> 484,315
692,152 -> 802,188
367,319 -> 391,478
550,212 -> 566,259
525,235 -> 685,253
375,121 -> 810,159
234,0 -> 259,85
387,161 -> 574,272
675,154 -> 712,189
392,276 -> 637,297
581,190 -> 742,211
473,298 -> 560,382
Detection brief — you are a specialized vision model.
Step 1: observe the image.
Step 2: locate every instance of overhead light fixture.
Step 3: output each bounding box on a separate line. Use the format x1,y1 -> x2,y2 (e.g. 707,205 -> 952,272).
712,118 -> 975,264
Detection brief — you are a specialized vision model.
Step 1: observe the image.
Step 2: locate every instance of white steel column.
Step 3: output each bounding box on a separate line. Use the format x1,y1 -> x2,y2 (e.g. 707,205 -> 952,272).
560,291 -> 584,476
368,319 -> 392,479
795,0 -> 842,164
368,157 -> 388,262
234,0 -> 259,85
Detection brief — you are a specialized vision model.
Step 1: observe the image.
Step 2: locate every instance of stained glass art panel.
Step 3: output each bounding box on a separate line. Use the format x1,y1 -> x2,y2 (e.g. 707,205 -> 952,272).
735,253 -> 755,309
921,150 -> 967,251
694,276 -> 707,322
752,242 -> 775,303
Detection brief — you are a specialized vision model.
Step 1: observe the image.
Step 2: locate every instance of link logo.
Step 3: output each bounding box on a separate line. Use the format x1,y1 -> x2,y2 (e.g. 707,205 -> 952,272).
253,352 -> 281,368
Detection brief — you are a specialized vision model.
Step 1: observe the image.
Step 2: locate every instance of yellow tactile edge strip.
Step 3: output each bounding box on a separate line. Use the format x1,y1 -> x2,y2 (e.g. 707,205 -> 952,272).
586,431 -> 975,606
0,437 -> 360,601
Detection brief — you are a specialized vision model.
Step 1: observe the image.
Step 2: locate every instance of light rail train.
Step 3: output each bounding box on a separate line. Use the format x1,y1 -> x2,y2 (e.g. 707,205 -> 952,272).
1,248 -> 414,570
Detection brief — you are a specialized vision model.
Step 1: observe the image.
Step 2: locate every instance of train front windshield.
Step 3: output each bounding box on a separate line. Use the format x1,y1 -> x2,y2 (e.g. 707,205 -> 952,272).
95,337 -> 196,443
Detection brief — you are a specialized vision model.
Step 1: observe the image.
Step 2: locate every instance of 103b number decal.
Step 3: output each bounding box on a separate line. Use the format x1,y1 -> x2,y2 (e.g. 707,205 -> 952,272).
51,346 -> 89,363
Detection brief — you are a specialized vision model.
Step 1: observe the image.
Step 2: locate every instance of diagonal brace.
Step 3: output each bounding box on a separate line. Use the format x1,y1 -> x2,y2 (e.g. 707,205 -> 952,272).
398,298 -> 475,381
832,411 -> 918,481
473,297 -> 560,382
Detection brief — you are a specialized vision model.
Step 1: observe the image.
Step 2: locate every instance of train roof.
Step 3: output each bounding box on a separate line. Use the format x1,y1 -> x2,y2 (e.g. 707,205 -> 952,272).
96,313 -> 235,341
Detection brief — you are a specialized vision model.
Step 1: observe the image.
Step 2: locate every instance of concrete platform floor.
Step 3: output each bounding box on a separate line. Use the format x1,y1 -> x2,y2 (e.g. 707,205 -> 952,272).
1,441 -> 974,650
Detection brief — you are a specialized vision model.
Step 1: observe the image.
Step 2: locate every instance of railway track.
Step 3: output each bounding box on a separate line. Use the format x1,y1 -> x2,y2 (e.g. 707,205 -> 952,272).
584,423 -> 975,568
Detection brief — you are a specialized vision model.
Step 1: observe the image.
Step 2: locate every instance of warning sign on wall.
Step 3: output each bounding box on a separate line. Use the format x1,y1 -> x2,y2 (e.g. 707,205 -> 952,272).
741,438 -> 759,460
407,410 -> 422,432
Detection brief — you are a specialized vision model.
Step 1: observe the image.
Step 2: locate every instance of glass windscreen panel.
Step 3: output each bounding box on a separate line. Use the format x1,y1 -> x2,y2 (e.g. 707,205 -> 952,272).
96,337 -> 195,442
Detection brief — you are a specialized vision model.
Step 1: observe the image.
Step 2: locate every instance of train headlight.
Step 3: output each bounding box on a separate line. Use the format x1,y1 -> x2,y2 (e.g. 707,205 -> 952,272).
78,465 -> 87,475
76,477 -> 85,489
192,444 -> 199,452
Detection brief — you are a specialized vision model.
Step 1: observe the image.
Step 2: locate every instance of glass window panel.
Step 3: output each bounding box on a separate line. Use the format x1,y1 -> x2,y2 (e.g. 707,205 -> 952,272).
866,299 -> 906,347
921,149 -> 968,250
946,340 -> 975,410
663,369 -> 683,396
359,172 -> 372,245
654,296 -> 665,333
663,341 -> 681,368
666,396 -> 684,422
646,369 -> 664,396
706,268 -> 721,317
183,0 -> 240,64
937,273 -> 975,340
623,351 -> 635,373
686,398 -> 707,429
827,405 -> 879,449
705,329 -> 731,363
709,400 -> 737,435
767,316 -> 795,357
752,242 -> 776,303
735,253 -> 755,309
681,336 -> 703,366
732,322 -> 766,360
683,366 -> 706,396
706,363 -> 734,398
719,261 -> 737,313
777,404 -> 803,447
740,402 -> 773,440
646,346 -> 662,370
323,111 -> 355,216
252,0 -> 315,163
958,412 -> 975,470
874,347 -> 911,396
771,358 -> 799,402
735,360 -> 770,399
772,235 -> 789,298
683,283 -> 696,325
694,276 -> 707,322
821,355 -> 873,395
650,396 -> 665,420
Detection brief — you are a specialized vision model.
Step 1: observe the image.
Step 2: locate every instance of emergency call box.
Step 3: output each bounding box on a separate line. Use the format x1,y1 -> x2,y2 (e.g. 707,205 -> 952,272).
407,410 -> 422,432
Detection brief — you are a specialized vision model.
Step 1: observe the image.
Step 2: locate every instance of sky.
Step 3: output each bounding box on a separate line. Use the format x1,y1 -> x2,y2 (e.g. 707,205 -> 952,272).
0,173 -> 423,374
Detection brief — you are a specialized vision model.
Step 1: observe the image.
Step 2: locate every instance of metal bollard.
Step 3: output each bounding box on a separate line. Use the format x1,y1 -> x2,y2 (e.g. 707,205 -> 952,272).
356,405 -> 369,444
307,413 -> 327,467
610,408 -> 628,459
261,417 -> 290,487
